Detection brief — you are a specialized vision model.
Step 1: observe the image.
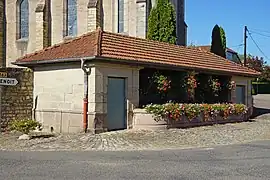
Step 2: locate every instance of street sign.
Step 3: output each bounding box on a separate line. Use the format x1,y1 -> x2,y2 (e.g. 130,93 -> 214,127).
0,78 -> 18,86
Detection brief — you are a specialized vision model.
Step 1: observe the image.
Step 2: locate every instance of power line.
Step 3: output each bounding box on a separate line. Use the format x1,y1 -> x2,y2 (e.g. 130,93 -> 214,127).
249,30 -> 270,38
247,28 -> 270,60
231,43 -> 244,48
249,28 -> 270,34
235,45 -> 243,52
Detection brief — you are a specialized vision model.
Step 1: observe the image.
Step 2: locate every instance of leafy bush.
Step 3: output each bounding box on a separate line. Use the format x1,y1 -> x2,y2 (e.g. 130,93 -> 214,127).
144,104 -> 167,122
145,103 -> 248,122
9,119 -> 42,134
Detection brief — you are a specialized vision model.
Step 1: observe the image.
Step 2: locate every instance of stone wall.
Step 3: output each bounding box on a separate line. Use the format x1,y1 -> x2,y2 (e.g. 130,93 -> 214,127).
43,0 -> 51,48
0,0 -> 5,67
87,0 -> 101,32
136,1 -> 147,38
0,68 -> 33,131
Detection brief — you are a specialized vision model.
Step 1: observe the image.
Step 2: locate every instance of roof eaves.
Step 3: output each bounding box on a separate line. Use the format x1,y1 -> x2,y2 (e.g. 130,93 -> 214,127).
12,56 -> 96,67
95,56 -> 260,77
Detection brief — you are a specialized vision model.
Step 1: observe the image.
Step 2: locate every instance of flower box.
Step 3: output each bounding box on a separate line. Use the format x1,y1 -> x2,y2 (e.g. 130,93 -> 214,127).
133,103 -> 249,129
166,113 -> 246,128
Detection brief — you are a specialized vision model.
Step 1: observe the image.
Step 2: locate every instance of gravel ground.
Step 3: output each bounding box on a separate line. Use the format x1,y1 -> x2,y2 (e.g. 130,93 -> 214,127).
0,118 -> 270,151
1,94 -> 270,152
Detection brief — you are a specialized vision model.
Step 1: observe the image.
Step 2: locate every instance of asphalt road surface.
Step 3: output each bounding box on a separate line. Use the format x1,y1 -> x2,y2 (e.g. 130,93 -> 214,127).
1,140 -> 270,180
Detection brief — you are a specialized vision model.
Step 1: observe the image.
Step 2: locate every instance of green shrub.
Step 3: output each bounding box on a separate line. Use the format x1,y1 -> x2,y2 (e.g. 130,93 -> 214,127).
9,119 -> 42,134
252,82 -> 270,94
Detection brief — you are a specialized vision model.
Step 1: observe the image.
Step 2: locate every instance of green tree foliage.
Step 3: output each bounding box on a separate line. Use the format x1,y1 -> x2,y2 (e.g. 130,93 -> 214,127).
261,66 -> 270,81
210,25 -> 226,58
246,56 -> 265,72
239,54 -> 270,81
147,0 -> 177,44
246,56 -> 270,81
219,27 -> 226,57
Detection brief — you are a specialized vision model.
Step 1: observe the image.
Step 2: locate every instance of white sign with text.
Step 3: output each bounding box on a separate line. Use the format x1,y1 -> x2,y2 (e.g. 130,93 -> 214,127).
0,78 -> 18,86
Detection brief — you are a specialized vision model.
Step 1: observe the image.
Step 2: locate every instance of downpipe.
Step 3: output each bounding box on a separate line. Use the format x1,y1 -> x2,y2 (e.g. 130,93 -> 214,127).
81,58 -> 91,133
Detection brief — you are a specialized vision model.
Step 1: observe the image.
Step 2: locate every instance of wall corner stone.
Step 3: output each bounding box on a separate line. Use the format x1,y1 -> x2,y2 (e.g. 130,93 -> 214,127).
87,0 -> 101,32
35,1 -> 45,51
136,0 -> 147,38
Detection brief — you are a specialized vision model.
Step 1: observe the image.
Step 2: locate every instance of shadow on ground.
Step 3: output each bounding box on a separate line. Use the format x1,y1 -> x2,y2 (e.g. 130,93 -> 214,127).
30,134 -> 56,139
251,107 -> 270,119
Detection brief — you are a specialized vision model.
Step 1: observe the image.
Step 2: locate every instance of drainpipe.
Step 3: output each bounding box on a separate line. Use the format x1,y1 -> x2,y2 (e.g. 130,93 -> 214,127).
81,58 -> 91,133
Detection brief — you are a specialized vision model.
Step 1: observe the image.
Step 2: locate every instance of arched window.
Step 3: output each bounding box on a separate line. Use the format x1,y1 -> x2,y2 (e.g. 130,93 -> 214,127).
18,0 -> 29,39
64,0 -> 77,37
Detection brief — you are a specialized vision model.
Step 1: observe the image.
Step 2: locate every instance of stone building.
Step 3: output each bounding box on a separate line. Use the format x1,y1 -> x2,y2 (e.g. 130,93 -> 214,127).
3,0 -> 187,67
0,0 -> 188,131
0,0 -> 187,131
14,29 -> 259,133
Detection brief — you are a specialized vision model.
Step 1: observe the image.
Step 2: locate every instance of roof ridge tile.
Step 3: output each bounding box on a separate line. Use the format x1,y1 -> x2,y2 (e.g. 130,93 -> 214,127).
95,27 -> 102,56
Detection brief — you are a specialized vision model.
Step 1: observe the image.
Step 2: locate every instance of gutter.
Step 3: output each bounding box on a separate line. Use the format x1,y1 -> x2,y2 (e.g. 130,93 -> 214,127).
12,56 -> 96,66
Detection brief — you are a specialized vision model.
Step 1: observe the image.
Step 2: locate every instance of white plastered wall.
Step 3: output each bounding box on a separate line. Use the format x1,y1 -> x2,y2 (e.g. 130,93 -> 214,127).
33,63 -> 96,133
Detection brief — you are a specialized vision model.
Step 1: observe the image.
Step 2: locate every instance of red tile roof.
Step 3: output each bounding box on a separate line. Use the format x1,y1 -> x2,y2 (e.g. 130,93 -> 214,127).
15,29 -> 259,77
16,30 -> 100,62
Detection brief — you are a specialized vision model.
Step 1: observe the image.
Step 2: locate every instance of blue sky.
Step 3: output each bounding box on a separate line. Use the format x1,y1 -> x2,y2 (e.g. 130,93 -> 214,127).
186,0 -> 270,64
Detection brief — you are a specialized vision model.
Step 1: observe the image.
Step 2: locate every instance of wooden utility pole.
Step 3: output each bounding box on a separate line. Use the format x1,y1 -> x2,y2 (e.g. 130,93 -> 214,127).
244,26 -> 247,66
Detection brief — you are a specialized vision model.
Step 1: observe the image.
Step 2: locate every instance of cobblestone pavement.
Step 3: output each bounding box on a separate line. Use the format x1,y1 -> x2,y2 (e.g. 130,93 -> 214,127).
0,94 -> 270,152
1,118 -> 270,151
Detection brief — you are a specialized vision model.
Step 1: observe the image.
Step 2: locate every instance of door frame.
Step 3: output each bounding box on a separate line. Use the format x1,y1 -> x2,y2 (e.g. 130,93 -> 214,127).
107,76 -> 127,130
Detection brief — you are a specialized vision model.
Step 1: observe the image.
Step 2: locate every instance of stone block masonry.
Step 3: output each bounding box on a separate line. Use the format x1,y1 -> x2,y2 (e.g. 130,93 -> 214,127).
0,68 -> 33,131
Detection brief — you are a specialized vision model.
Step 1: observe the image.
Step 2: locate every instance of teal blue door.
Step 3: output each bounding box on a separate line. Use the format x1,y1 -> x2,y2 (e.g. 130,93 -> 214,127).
236,85 -> 246,104
107,77 -> 126,131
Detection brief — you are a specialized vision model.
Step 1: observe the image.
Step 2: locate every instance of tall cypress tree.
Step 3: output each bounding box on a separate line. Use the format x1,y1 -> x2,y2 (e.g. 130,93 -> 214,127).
147,0 -> 177,44
210,24 -> 226,58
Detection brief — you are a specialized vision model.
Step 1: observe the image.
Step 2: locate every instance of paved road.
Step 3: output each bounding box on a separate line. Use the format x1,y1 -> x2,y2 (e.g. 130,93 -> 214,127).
252,94 -> 270,119
1,140 -> 270,180
253,94 -> 270,109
